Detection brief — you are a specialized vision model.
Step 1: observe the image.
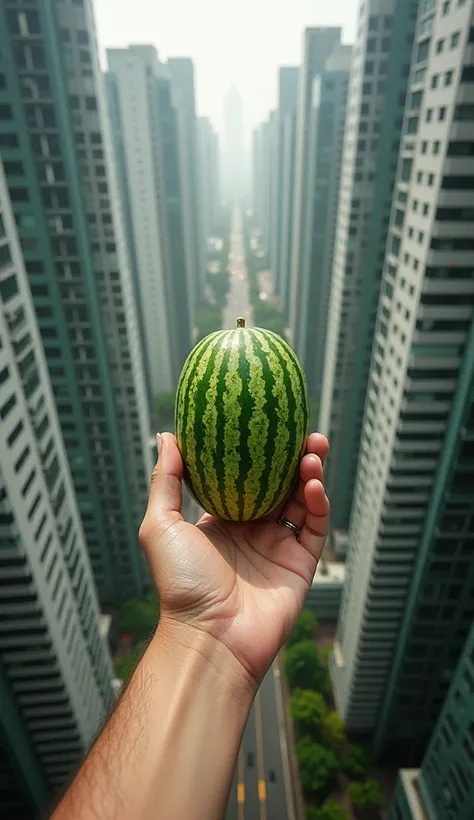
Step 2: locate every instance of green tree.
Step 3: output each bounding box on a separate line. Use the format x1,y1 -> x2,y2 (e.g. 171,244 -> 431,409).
339,744 -> 371,780
116,590 -> 160,642
113,639 -> 149,684
296,737 -> 338,800
287,609 -> 318,647
349,780 -> 383,817
305,807 -> 320,820
312,800 -> 350,820
320,711 -> 346,751
291,689 -> 327,738
285,641 -> 330,696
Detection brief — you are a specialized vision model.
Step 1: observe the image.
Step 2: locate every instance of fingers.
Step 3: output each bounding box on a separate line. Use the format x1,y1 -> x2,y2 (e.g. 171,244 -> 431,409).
279,453 -> 324,530
306,432 -> 329,465
145,433 -> 184,522
269,432 -> 329,522
298,479 -> 330,560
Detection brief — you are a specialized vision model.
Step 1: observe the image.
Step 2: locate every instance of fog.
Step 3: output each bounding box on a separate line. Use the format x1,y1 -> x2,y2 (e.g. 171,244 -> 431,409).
94,0 -> 357,138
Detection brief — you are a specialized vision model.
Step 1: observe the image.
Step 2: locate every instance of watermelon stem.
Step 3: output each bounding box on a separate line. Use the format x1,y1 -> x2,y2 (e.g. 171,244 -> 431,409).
236,317 -> 246,328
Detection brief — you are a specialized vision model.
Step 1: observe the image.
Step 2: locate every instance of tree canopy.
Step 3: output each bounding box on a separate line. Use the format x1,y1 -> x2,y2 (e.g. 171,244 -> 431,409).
113,638 -> 149,684
349,779 -> 383,813
320,711 -> 346,751
287,609 -> 318,647
291,689 -> 327,739
116,590 -> 160,642
339,744 -> 371,780
296,738 -> 339,799
309,800 -> 350,820
285,641 -> 331,696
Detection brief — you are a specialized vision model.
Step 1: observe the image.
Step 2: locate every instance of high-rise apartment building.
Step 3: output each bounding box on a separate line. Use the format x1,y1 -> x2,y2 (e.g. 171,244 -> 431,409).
0,0 -> 153,605
390,622 -> 474,820
252,118 -> 272,257
198,116 -> 220,242
293,45 -> 352,399
0,162 -> 114,814
107,46 -> 193,382
168,57 -> 205,306
288,26 -> 342,332
222,86 -> 246,204
319,0 -> 419,530
331,0 -> 474,756
274,66 -> 299,313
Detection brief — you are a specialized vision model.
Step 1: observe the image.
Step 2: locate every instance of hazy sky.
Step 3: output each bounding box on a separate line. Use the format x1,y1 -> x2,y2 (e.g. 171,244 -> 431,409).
94,0 -> 357,139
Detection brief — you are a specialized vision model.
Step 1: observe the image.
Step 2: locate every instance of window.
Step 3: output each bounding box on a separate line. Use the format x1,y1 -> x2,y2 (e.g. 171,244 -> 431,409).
436,39 -> 445,53
447,140 -> 474,156
416,40 -> 430,64
421,140 -> 428,154
442,0 -> 450,12
433,141 -> 440,155
428,173 -> 435,186
439,107 -> 446,121
426,108 -> 433,122
454,104 -> 474,121
423,203 -> 429,216
450,31 -> 460,48
445,70 -> 453,86
416,171 -> 423,183
431,74 -> 439,88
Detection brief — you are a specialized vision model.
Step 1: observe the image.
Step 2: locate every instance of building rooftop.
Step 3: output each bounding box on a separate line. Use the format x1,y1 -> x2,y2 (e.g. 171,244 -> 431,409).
312,561 -> 345,586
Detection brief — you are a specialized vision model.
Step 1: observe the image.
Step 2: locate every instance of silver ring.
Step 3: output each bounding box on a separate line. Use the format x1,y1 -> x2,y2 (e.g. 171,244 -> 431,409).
278,517 -> 301,537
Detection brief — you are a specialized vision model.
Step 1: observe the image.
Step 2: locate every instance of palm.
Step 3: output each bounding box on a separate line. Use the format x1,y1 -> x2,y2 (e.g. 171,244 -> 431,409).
155,514 -> 315,681
141,432 -> 329,683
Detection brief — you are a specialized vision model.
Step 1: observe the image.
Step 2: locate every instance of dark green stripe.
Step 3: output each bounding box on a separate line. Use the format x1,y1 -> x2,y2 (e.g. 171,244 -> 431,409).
248,330 -> 284,519
177,333 -> 222,464
212,341 -> 234,520
270,332 -> 309,436
190,340 -> 223,514
258,331 -> 300,516
236,332 -> 252,519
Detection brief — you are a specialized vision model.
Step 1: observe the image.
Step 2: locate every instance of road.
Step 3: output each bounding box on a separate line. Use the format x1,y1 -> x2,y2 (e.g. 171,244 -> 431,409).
224,207 -> 295,820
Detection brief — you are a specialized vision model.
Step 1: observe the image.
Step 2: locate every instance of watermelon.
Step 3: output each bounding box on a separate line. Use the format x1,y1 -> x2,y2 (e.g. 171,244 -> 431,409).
175,318 -> 309,521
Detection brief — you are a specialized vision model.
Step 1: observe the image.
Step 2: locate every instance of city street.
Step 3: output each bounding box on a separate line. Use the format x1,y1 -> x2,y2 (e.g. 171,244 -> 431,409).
223,208 -> 295,820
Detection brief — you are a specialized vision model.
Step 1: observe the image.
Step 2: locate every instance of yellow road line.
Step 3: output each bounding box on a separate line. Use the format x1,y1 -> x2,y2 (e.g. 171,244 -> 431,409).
237,749 -> 245,820
255,691 -> 267,820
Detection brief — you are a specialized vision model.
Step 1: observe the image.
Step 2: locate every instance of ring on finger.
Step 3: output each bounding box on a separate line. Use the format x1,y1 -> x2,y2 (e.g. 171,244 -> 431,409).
278,517 -> 301,537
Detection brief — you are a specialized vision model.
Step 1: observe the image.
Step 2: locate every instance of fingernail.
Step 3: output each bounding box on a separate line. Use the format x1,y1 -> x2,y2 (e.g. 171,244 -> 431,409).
156,433 -> 162,455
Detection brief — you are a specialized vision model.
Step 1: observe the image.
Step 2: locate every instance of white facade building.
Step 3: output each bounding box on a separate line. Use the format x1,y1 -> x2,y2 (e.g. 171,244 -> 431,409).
0,163 -> 114,810
106,46 -> 173,395
331,0 -> 474,735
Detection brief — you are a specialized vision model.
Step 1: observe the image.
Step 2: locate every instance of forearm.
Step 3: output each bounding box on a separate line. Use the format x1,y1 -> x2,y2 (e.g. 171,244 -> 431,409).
52,620 -> 256,820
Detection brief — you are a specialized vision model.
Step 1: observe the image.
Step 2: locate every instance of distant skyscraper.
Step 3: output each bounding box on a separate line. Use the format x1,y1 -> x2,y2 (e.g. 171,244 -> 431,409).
222,86 -> 246,204
198,116 -> 220,242
288,27 -> 342,331
168,57 -> 206,304
0,0 -> 153,605
107,46 -> 193,382
319,0 -> 418,531
273,66 -> 299,311
291,45 -> 352,399
331,0 -> 474,755
0,162 -> 114,812
390,622 -> 474,820
252,118 -> 273,258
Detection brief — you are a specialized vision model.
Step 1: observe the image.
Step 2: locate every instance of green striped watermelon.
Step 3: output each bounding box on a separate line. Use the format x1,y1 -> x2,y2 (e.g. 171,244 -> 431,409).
175,318 -> 309,521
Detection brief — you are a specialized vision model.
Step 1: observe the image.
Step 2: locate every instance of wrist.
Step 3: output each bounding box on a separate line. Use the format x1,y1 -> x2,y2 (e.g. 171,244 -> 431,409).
149,616 -> 258,707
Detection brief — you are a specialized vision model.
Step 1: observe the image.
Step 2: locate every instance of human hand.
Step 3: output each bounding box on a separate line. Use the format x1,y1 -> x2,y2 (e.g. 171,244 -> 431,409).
139,432 -> 329,686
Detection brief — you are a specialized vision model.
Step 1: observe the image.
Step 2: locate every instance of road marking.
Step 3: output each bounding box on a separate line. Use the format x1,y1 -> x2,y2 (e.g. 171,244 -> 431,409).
255,691 -> 267,820
274,657 -> 296,820
237,749 -> 245,820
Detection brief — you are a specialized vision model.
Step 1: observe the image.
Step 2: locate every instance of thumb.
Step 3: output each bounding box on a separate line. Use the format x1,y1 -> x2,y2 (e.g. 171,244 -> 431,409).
147,432 -> 184,521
